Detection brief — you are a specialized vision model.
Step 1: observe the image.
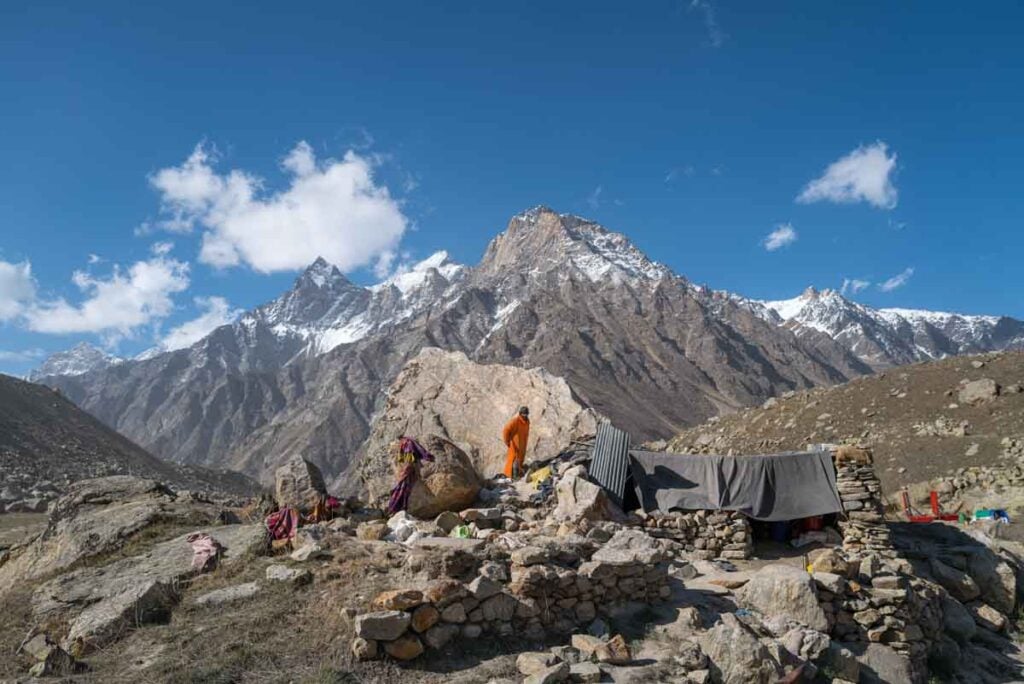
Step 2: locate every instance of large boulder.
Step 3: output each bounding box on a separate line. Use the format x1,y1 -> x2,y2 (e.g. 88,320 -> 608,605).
736,564 -> 828,632
352,348 -> 598,497
275,454 -> 327,511
700,613 -> 783,684
405,435 -> 483,518
0,476 -> 224,590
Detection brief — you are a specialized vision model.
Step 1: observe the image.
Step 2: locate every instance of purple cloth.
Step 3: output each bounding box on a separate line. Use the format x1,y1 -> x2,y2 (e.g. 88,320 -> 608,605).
387,437 -> 436,514
399,436 -> 435,462
388,463 -> 417,515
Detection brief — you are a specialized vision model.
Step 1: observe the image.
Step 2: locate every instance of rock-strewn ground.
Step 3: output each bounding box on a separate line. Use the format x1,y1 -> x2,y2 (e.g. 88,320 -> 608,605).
664,351 -> 1024,497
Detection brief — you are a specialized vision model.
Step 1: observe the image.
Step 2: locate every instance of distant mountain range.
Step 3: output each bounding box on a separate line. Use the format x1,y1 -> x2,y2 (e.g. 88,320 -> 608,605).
31,207 -> 1024,485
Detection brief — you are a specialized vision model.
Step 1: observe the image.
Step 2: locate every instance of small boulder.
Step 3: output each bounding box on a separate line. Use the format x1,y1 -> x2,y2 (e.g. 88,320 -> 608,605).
355,610 -> 412,641
356,521 -> 388,541
351,637 -> 378,661
265,564 -> 312,586
596,634 -> 631,665
372,588 -> 423,611
274,454 -> 327,511
968,602 -> 1007,632
518,651 -> 559,676
384,634 -> 424,660
411,604 -> 440,633
194,581 -> 261,606
737,564 -> 828,632
467,575 -> 502,600
941,596 -> 976,644
569,662 -> 601,683
701,614 -> 783,684
929,558 -> 980,602
424,623 -> 460,649
571,634 -> 606,659
959,378 -> 1000,405
525,662 -> 570,684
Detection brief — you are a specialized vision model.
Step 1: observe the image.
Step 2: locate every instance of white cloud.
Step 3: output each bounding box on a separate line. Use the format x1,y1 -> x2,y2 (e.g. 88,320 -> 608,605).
87,254 -> 103,265
689,0 -> 725,47
586,185 -> 603,211
0,348 -> 45,363
24,255 -> 190,337
151,241 -> 174,256
763,223 -> 798,251
150,141 -> 408,274
879,267 -> 914,292
0,260 -> 37,321
797,142 -> 898,209
840,278 -> 871,295
160,296 -> 242,351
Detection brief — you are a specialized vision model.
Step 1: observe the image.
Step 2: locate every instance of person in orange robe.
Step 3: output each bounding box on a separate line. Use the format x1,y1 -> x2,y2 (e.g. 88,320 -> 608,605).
502,406 -> 531,479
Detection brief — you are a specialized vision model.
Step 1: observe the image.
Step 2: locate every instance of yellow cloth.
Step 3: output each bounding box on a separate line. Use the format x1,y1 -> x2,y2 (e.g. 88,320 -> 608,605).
528,466 -> 552,488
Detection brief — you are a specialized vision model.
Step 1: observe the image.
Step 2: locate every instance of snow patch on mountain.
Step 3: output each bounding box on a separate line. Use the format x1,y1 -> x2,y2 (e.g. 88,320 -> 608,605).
30,342 -> 123,380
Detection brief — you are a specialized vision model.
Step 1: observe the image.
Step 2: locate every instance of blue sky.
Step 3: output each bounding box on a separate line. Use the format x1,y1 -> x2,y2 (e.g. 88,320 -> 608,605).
1,1 -> 1022,374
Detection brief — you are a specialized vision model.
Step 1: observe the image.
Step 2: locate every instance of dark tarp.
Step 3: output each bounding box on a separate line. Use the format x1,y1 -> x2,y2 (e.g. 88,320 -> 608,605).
628,450 -> 842,521
589,421 -> 631,508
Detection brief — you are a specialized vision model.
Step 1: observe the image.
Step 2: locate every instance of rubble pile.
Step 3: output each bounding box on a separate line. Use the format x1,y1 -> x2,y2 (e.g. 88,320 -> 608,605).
636,510 -> 753,560
835,461 -> 895,559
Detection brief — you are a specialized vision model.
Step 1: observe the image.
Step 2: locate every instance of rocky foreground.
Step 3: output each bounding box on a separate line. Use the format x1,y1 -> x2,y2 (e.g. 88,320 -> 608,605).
3,440 -> 1024,683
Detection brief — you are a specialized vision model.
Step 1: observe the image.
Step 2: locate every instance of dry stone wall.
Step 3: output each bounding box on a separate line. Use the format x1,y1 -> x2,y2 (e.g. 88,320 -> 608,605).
351,529 -> 670,660
636,510 -> 753,560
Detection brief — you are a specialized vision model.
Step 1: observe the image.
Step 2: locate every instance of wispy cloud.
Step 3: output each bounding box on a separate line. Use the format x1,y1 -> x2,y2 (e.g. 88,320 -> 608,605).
797,142 -> 898,210
664,166 -> 696,183
160,296 -> 242,351
149,141 -> 408,274
840,278 -> 871,295
586,185 -> 603,211
879,267 -> 914,292
763,223 -> 798,251
689,0 -> 725,48
0,260 -> 37,321
0,348 -> 45,363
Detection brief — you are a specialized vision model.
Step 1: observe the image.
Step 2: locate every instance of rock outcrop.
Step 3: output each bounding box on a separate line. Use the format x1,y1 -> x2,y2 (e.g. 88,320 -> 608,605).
32,523 -> 267,653
0,476 -> 232,588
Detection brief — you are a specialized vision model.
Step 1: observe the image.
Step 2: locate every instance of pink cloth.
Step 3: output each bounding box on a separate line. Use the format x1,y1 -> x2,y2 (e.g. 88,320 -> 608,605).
265,508 -> 300,541
186,532 -> 224,572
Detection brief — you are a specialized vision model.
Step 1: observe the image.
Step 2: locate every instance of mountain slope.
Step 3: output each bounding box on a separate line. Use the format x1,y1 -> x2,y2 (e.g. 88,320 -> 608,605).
0,373 -> 258,505
663,350 -> 1024,495
754,287 -> 1024,368
38,207 -> 871,485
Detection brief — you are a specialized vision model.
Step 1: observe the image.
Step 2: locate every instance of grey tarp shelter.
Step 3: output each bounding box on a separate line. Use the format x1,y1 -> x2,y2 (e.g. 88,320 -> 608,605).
627,449 -> 843,522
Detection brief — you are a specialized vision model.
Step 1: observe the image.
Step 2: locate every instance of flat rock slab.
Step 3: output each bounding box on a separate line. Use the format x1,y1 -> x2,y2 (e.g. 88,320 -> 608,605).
32,524 -> 267,652
194,581 -> 261,606
411,537 -> 486,552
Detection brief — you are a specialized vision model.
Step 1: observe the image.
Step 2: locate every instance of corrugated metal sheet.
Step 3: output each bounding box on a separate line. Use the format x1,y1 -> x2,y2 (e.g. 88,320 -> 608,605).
589,420 -> 631,507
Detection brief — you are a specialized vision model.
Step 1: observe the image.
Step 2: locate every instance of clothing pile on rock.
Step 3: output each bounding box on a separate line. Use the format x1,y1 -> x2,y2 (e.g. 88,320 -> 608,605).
387,436 -> 435,515
186,532 -> 224,572
266,507 -> 300,542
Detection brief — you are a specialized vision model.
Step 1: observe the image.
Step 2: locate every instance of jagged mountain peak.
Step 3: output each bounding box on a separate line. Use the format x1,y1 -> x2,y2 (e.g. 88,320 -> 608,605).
293,256 -> 352,291
481,206 -> 670,284
30,342 -> 122,381
372,250 -> 465,295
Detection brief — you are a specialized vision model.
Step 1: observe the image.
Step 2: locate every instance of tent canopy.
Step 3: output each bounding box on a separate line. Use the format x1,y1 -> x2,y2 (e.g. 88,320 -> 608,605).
628,449 -> 842,522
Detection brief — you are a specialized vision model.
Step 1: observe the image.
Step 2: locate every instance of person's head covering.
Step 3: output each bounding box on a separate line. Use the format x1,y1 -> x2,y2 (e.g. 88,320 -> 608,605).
518,406 -> 529,417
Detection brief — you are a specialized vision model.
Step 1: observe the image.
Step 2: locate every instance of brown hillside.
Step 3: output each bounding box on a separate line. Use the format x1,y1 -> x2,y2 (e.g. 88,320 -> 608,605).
663,351 -> 1024,497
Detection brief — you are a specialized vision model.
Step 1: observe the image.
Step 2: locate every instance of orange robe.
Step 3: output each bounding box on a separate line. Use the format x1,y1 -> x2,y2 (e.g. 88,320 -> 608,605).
502,414 -> 530,478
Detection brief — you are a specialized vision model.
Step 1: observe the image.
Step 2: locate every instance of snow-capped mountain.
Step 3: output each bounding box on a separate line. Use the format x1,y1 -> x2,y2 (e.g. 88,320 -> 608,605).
29,342 -> 122,381
754,287 -> 1024,368
40,206 -> 1019,487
